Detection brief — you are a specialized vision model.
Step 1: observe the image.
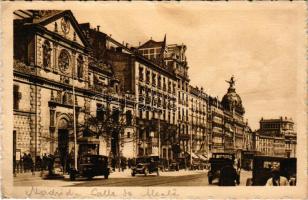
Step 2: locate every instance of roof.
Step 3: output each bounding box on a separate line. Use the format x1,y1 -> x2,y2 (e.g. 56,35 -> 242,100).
138,39 -> 164,49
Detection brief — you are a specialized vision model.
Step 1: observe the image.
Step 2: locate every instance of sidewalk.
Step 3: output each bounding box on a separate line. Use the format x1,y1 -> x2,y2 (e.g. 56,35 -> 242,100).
14,171 -> 43,180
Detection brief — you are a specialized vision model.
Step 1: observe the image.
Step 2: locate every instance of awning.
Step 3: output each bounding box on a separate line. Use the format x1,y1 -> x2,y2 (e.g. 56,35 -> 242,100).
191,152 -> 199,159
78,137 -> 100,144
198,155 -> 207,161
183,152 -> 198,159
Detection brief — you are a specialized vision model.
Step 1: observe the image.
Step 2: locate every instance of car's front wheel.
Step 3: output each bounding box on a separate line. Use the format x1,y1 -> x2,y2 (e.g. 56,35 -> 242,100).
70,172 -> 76,181
144,169 -> 148,176
208,176 -> 213,184
104,173 -> 109,179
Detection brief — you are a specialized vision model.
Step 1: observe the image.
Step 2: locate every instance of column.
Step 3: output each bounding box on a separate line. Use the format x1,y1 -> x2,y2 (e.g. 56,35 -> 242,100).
53,43 -> 58,73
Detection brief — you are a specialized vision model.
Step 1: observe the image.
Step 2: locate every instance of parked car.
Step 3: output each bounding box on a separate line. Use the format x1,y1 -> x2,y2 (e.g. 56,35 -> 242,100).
69,154 -> 110,181
246,156 -> 296,186
176,157 -> 189,170
207,153 -> 239,184
131,156 -> 160,176
169,160 -> 180,171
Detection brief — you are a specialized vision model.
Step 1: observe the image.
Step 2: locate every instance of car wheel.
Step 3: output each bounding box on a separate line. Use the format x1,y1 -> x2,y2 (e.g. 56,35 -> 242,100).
131,172 -> 135,177
246,178 -> 252,186
104,173 -> 109,179
87,175 -> 94,180
70,172 -> 76,181
208,176 -> 213,184
237,176 -> 240,185
144,169 -> 148,176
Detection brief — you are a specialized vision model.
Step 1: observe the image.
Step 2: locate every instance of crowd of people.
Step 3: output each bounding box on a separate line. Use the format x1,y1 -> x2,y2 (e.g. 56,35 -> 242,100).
13,153 -> 55,175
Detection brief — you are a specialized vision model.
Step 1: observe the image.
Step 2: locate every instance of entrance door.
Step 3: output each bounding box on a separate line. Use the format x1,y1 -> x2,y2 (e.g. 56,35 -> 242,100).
58,129 -> 69,172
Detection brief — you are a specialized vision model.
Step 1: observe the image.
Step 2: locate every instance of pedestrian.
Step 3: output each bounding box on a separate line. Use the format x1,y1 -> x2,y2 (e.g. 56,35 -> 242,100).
219,161 -> 239,186
42,153 -> 48,170
111,158 -> 116,171
28,153 -> 34,175
121,158 -> 127,171
265,167 -> 289,186
128,158 -> 132,169
22,153 -> 28,172
47,154 -> 55,176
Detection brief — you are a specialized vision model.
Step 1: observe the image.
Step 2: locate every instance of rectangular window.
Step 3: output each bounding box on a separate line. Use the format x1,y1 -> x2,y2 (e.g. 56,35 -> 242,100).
127,132 -> 131,138
96,103 -> 105,120
13,85 -> 20,110
126,110 -> 132,126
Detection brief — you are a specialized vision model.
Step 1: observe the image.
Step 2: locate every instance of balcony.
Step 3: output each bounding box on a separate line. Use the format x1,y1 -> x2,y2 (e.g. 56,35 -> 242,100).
14,60 -> 37,76
88,84 -> 104,93
179,134 -> 190,140
138,95 -> 145,103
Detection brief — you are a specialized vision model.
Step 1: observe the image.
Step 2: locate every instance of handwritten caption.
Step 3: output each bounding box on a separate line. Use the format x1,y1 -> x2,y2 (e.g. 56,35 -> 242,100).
25,186 -> 179,199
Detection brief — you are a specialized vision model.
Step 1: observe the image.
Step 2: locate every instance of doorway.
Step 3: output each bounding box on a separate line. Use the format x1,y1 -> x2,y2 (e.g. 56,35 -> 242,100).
58,129 -> 69,172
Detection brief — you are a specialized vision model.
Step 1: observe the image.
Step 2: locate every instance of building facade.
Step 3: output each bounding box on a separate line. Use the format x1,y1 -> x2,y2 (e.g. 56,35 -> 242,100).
254,117 -> 297,158
13,10 -> 137,171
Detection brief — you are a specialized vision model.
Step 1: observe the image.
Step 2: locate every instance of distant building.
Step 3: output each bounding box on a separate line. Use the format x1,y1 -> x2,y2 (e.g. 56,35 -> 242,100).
254,117 -> 296,157
207,76 -> 250,159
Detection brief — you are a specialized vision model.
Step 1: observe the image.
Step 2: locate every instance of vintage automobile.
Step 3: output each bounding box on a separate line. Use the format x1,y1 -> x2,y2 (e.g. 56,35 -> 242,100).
69,154 -> 110,181
131,156 -> 160,176
246,156 -> 297,186
169,160 -> 180,171
207,153 -> 240,184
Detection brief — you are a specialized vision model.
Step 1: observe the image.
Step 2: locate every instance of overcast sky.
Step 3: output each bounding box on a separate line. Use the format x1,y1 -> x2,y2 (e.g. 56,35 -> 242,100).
73,3 -> 304,130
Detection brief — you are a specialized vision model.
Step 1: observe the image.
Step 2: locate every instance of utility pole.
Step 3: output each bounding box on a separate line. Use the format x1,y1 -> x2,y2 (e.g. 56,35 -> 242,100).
72,66 -> 77,170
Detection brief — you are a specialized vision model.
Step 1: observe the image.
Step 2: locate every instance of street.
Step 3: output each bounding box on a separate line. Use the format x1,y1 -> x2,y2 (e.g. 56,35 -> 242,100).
14,169 -> 252,187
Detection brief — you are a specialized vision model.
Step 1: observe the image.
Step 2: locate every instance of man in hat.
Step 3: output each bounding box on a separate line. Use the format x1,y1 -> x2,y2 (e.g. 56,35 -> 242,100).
266,167 -> 289,186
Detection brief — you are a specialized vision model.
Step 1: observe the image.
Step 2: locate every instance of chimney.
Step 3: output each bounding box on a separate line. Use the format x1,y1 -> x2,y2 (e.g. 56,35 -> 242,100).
97,25 -> 100,31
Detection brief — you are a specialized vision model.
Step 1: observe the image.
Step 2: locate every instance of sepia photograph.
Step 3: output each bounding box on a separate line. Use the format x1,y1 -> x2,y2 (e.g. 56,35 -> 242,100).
1,1 -> 307,199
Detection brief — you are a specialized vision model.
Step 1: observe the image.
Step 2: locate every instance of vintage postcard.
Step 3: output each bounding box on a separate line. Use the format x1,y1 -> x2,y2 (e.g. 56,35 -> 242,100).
1,1 -> 307,199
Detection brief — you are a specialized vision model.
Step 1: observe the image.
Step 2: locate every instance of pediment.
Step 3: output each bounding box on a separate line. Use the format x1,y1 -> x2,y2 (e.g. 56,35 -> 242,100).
36,10 -> 89,48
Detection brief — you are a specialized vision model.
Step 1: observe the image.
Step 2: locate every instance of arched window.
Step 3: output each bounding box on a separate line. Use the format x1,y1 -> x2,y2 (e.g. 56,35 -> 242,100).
77,55 -> 84,78
58,49 -> 70,73
62,92 -> 68,104
42,40 -> 52,68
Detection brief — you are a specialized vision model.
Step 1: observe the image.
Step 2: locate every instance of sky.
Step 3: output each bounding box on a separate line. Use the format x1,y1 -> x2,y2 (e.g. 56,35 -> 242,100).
72,3 -> 304,130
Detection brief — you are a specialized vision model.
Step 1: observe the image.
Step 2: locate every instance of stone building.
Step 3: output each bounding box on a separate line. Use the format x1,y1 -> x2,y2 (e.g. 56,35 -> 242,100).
207,76 -> 250,158
138,38 -> 190,159
13,10 -> 136,170
189,86 -> 208,158
253,117 -> 296,158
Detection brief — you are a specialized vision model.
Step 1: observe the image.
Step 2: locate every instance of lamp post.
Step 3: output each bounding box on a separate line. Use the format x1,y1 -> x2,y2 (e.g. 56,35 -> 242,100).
72,68 -> 78,170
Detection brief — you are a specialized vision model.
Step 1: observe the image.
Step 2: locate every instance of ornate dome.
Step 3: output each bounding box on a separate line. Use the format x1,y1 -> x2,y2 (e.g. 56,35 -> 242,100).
221,76 -> 245,115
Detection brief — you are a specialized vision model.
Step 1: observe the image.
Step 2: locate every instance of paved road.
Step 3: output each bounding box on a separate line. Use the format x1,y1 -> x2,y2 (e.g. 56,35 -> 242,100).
72,172 -> 211,187
14,170 -> 252,187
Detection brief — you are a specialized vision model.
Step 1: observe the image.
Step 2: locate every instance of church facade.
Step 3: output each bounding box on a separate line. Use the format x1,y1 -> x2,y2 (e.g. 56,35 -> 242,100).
13,10 -> 137,167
